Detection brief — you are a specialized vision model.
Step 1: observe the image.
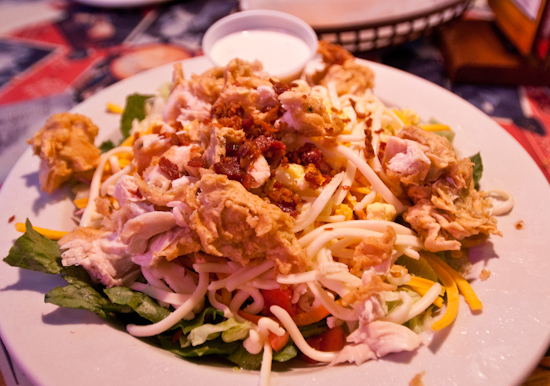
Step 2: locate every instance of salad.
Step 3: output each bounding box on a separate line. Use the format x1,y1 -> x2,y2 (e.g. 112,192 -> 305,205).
4,42 -> 510,385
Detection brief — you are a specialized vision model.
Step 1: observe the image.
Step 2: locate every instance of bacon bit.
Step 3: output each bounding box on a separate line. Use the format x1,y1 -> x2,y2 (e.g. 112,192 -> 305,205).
8,215 -> 15,223
158,157 -> 180,180
212,100 -> 244,118
241,173 -> 257,190
268,182 -> 298,216
341,185 -> 351,190
271,80 -> 291,95
225,142 -> 240,157
188,156 -> 206,168
378,141 -> 387,162
365,117 -> 373,127
364,128 -> 375,159
238,140 -> 262,169
256,135 -> 286,167
213,156 -> 244,181
169,133 -> 180,146
304,163 -> 329,189
515,220 -> 524,230
288,143 -> 333,176
374,128 -> 383,134
218,116 -> 243,131
479,268 -> 491,281
170,132 -> 192,146
262,105 -> 281,124
324,227 -> 334,231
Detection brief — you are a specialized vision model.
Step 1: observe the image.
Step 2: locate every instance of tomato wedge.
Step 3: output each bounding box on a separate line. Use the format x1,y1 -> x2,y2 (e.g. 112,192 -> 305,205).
261,288 -> 299,317
238,310 -> 289,352
302,326 -> 347,364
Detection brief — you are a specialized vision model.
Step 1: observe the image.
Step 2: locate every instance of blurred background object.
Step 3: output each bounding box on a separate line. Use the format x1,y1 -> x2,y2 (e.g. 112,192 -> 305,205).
241,0 -> 472,51
439,0 -> 550,84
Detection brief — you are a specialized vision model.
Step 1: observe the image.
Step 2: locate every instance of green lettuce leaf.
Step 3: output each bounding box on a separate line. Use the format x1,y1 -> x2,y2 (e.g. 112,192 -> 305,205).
273,342 -> 298,362
226,345 -> 263,370
469,152 -> 483,190
104,286 -> 170,323
3,219 -> 62,274
45,275 -> 132,318
395,254 -> 438,282
158,335 -> 241,358
433,130 -> 455,143
99,140 -> 115,153
120,93 -> 153,139
299,320 -> 329,339
225,341 -> 298,370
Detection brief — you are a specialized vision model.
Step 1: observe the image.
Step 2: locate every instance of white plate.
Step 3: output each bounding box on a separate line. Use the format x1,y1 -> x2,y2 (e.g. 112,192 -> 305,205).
239,0 -> 459,29
0,56 -> 549,386
73,0 -> 172,8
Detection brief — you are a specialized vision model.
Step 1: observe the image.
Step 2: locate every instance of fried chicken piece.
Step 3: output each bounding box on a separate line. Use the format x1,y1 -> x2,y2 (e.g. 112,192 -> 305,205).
28,112 -> 101,193
340,270 -> 397,307
384,126 -> 501,252
317,40 -> 355,66
188,173 -> 309,274
278,89 -> 345,137
350,226 -> 397,276
319,60 -> 375,96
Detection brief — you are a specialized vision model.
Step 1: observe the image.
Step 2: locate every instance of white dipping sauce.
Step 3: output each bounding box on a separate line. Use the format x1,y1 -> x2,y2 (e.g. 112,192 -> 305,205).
209,30 -> 311,76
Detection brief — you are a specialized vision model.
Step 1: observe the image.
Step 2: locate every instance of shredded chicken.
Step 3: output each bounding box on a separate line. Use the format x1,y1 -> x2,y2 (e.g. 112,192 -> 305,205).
28,112 -> 101,193
59,227 -> 140,287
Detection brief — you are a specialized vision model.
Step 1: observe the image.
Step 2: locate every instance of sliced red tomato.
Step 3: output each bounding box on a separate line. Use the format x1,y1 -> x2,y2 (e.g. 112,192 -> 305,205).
268,331 -> 290,352
302,326 -> 347,364
261,288 -> 299,317
237,310 -> 289,351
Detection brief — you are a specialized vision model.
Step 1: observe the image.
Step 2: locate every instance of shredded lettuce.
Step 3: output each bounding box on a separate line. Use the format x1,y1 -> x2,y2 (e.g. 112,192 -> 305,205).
188,317 -> 252,346
158,335 -> 242,358
395,254 -> 438,282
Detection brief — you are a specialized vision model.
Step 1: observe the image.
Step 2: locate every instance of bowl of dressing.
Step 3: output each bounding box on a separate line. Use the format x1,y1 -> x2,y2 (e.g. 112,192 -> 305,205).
202,10 -> 318,81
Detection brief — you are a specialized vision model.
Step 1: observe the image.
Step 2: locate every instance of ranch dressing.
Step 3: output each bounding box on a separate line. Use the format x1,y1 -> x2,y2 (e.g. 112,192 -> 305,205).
209,29 -> 311,76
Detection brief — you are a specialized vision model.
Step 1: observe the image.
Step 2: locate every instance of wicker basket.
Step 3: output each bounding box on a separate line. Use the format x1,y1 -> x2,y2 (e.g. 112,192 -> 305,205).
314,0 -> 472,52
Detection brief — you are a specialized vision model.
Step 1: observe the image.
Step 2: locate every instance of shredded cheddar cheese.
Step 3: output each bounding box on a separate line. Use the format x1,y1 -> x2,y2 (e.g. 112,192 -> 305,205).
424,255 -> 459,331
15,222 -> 68,240
106,102 -> 124,114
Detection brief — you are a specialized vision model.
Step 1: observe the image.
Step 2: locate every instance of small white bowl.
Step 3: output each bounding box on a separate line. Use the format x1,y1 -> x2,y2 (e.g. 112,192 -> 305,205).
202,10 -> 318,81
